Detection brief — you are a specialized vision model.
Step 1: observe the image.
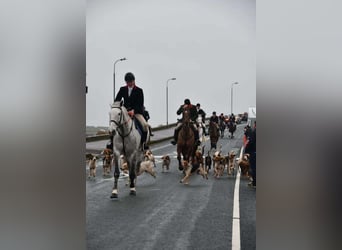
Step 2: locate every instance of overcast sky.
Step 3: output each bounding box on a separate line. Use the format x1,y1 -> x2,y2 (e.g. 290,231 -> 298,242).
87,0 -> 255,127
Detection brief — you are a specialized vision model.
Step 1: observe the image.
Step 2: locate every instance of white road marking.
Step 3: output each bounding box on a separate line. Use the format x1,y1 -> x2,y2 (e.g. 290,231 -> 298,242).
150,143 -> 174,151
232,146 -> 244,250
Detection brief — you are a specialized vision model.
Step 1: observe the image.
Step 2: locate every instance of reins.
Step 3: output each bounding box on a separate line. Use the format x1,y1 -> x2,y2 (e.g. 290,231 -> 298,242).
110,106 -> 136,156
110,106 -> 134,138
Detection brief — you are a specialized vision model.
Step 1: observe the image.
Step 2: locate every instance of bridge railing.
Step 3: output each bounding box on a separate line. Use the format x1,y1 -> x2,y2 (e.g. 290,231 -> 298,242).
86,122 -> 178,142
86,118 -> 210,143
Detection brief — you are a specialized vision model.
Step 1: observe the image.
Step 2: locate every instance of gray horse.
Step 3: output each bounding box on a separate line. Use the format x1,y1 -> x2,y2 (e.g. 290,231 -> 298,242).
108,101 -> 146,198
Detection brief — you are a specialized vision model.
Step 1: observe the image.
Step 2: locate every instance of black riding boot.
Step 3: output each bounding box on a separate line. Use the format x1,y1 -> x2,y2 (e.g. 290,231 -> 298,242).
107,135 -> 114,150
149,126 -> 154,136
170,128 -> 179,145
191,126 -> 200,146
141,131 -> 149,151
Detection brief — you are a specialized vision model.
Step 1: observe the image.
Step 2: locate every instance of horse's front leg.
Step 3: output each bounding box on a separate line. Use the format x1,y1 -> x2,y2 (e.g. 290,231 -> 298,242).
129,160 -> 137,196
111,155 -> 120,198
177,150 -> 183,171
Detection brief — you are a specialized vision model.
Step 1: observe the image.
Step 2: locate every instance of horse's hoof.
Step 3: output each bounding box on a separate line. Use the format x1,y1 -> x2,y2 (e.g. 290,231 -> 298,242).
129,190 -> 136,196
110,193 -> 118,199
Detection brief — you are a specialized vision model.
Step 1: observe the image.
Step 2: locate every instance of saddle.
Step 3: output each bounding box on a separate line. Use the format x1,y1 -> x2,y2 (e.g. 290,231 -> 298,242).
132,117 -> 150,151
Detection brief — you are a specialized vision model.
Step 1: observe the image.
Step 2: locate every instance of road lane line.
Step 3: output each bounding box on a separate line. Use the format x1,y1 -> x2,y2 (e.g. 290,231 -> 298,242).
232,146 -> 244,250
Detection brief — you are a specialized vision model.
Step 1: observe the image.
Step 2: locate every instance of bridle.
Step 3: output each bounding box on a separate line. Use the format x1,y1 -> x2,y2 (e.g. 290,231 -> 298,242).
181,108 -> 193,140
110,106 -> 133,138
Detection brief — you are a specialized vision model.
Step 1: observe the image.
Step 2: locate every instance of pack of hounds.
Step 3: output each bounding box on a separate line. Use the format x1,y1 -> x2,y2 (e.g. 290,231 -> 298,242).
86,149 -> 157,180
85,144 -> 252,183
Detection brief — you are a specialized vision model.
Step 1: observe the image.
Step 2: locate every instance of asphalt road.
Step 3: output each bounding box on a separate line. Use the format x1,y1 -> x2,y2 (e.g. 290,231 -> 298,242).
86,124 -> 255,250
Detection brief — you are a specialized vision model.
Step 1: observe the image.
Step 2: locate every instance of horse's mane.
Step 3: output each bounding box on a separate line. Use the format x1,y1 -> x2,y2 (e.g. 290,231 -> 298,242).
182,106 -> 191,122
111,101 -> 129,118
111,101 -> 124,109
209,121 -> 219,136
209,121 -> 217,127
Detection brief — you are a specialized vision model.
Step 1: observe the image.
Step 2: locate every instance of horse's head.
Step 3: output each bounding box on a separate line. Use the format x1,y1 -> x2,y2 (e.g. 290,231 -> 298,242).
182,105 -> 191,124
196,116 -> 202,123
108,100 -> 129,135
209,121 -> 216,129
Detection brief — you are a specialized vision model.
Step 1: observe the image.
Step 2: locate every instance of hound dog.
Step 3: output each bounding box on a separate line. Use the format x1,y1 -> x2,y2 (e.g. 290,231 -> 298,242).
237,153 -> 250,177
161,155 -> 171,172
179,160 -> 191,184
180,152 -> 208,185
86,153 -> 98,179
212,154 -> 225,178
101,148 -> 113,176
145,149 -> 156,167
204,152 -> 212,173
226,151 -> 236,176
137,153 -> 157,178
120,151 -> 157,186
193,150 -> 208,180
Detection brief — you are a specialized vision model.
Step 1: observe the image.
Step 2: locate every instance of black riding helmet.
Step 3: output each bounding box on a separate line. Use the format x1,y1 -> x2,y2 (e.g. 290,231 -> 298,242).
124,72 -> 135,82
184,99 -> 190,105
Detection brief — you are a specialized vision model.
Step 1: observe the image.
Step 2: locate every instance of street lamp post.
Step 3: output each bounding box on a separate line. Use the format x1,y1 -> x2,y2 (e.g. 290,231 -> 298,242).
113,57 -> 127,102
230,82 -> 239,115
166,77 -> 176,125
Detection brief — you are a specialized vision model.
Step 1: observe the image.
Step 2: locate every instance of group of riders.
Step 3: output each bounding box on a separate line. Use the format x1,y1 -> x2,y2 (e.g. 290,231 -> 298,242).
170,99 -> 237,146
109,72 -> 237,151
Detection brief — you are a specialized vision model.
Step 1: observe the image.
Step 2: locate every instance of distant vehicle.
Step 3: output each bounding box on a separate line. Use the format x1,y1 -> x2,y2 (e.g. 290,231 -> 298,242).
247,107 -> 256,127
96,129 -> 108,135
235,116 -> 241,124
241,112 -> 248,121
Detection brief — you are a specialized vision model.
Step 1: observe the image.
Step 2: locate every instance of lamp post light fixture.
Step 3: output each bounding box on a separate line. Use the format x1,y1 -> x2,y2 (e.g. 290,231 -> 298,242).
166,77 -> 176,125
230,82 -> 239,115
113,57 -> 127,102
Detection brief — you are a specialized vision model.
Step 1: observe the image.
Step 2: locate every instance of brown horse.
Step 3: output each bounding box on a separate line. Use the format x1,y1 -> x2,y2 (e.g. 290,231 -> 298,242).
227,121 -> 237,138
219,119 -> 226,138
176,107 -> 195,171
209,121 -> 219,150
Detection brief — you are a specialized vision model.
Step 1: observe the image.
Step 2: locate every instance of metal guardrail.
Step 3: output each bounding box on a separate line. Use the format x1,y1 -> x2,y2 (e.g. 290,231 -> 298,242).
86,122 -> 178,142
86,118 -> 210,142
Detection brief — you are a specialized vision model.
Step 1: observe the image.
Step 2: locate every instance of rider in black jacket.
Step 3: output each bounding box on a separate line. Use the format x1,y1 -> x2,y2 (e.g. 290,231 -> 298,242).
196,103 -> 208,135
170,99 -> 200,146
113,72 -> 150,150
